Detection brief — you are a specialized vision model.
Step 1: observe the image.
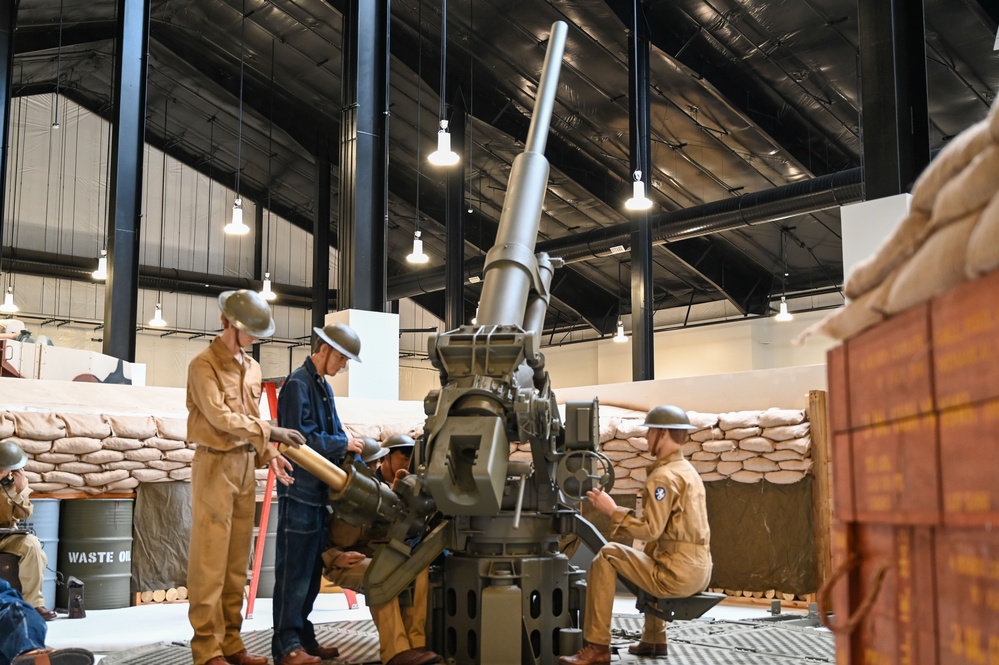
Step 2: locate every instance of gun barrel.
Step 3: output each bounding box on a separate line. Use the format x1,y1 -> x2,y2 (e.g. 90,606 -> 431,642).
277,443 -> 348,492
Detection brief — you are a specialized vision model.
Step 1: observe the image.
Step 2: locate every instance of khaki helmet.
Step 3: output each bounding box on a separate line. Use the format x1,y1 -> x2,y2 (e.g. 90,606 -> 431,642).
361,437 -> 389,464
314,324 -> 362,362
0,439 -> 27,471
218,289 -> 275,338
382,433 -> 415,451
643,405 -> 698,430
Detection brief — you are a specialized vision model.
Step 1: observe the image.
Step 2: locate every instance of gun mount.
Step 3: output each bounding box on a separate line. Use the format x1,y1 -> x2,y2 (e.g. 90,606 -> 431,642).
280,21 -> 614,664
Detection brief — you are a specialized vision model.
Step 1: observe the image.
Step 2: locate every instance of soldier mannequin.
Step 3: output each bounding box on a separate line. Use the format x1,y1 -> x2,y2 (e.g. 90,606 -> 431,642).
560,405 -> 713,665
0,440 -> 56,621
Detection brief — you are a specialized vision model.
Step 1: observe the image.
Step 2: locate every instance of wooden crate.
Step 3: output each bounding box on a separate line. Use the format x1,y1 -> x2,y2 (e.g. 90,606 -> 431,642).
836,524 -> 937,665
829,343 -> 851,434
932,268 -> 999,410
832,431 -> 855,522
847,304 -> 934,429
935,527 -> 999,665
939,400 -> 999,527
851,414 -> 940,525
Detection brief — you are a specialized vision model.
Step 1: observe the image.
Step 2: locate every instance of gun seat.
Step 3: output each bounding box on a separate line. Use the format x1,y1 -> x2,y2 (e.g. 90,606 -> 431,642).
0,551 -> 21,592
635,591 -> 726,622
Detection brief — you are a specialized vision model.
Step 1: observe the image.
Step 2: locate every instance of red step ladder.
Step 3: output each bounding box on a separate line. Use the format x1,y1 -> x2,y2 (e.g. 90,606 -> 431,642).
246,381 -> 278,619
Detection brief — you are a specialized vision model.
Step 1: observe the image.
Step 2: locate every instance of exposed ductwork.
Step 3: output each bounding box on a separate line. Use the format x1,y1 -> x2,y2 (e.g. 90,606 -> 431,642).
387,168 -> 864,299
2,246 -> 327,309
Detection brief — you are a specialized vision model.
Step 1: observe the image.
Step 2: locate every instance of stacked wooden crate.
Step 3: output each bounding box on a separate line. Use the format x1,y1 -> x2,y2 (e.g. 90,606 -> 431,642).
828,268 -> 999,665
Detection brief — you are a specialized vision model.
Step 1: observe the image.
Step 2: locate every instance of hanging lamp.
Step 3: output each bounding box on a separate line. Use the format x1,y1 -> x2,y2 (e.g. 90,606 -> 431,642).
92,249 -> 108,280
407,230 -> 429,264
613,319 -> 628,343
428,0 -> 459,167
225,2 -> 250,235
775,229 -> 793,322
148,303 -> 166,327
625,170 -> 653,211
260,272 -> 277,301
0,286 -> 18,314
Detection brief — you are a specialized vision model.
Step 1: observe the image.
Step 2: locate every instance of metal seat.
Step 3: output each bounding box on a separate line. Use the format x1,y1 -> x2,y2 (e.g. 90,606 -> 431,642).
0,551 -> 22,592
635,591 -> 726,622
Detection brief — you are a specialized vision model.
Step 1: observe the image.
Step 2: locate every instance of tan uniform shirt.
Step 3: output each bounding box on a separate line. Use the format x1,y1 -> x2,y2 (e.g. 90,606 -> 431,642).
186,337 -> 276,466
0,485 -> 32,527
610,451 -> 712,585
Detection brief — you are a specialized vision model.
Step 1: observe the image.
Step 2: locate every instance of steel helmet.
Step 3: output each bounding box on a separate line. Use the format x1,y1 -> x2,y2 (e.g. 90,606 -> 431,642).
382,433 -> 415,451
361,437 -> 389,464
314,324 -> 362,362
218,289 -> 276,338
0,439 -> 27,471
643,405 -> 698,430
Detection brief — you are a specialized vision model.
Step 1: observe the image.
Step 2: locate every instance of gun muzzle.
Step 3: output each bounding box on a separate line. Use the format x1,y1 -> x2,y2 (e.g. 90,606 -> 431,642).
277,442 -> 348,492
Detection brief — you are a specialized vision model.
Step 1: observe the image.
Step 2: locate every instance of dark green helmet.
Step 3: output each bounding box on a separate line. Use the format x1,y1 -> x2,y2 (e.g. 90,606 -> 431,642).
382,433 -> 415,451
218,289 -> 275,338
0,439 -> 27,471
314,324 -> 362,362
361,437 -> 389,464
643,405 -> 697,430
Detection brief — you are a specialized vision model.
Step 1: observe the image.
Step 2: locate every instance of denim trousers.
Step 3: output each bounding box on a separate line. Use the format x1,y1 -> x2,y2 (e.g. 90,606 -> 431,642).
0,578 -> 46,665
271,496 -> 328,661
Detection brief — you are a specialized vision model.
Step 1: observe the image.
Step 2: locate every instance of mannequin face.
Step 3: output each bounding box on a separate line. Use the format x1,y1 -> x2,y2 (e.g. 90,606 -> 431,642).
314,345 -> 348,377
381,448 -> 413,481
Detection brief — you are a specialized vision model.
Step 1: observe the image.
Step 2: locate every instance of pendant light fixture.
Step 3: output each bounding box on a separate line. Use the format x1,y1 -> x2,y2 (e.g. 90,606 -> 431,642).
225,1 -> 250,235
775,228 -> 793,322
259,39 -> 278,302
0,287 -> 18,314
427,0 -> 459,167
408,11 -> 430,265
52,0 -> 64,129
613,262 -> 627,342
92,249 -> 108,280
625,170 -> 653,210
148,302 -> 166,327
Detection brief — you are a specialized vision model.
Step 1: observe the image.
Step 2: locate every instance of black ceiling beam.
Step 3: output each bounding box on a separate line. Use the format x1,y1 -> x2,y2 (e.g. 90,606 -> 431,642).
151,25 -> 338,157
13,22 -> 117,54
600,0 -> 856,177
660,238 -> 771,316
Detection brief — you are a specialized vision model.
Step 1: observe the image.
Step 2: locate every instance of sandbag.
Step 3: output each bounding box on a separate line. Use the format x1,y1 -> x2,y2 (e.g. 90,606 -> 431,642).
59,414 -> 112,439
844,210 -> 930,299
965,190 -> 999,278
911,119 -> 991,214
928,144 -> 999,232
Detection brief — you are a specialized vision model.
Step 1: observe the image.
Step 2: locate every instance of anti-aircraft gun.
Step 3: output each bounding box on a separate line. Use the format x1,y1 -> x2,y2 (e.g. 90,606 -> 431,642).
279,21 -> 616,664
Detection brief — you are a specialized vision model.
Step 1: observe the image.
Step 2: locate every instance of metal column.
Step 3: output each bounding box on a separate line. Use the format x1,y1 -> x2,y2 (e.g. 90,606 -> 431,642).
103,0 -> 150,361
858,0 -> 930,198
336,0 -> 389,313
444,108 -> 465,331
0,0 -> 18,259
628,0 -> 653,381
314,140 -> 332,331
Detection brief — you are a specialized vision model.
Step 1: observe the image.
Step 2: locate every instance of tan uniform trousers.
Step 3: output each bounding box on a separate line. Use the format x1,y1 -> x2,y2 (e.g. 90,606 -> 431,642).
0,533 -> 47,607
584,542 -> 711,646
327,559 -> 429,663
188,446 -> 257,665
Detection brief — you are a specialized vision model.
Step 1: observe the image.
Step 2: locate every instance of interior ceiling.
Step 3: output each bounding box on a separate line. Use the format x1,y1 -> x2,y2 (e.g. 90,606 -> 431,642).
10,0 -> 999,337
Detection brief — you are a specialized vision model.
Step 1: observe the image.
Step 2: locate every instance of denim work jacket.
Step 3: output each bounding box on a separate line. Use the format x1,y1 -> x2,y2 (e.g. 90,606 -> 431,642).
276,356 -> 349,504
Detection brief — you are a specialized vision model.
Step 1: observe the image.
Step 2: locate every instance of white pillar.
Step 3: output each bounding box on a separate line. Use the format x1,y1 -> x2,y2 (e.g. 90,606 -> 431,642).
840,194 -> 912,282
324,309 -> 399,400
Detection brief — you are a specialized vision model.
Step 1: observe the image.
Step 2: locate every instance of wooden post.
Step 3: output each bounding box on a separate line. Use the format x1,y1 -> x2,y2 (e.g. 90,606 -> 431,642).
809,389 -> 833,591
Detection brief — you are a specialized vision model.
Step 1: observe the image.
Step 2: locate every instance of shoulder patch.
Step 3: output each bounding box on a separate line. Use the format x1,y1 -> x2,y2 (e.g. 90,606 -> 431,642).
654,487 -> 666,501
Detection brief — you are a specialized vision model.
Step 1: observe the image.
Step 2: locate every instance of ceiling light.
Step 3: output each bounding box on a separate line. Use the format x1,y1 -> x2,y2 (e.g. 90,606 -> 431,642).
407,230 -> 429,264
0,287 -> 18,314
468,275 -> 481,284
92,249 -> 107,280
428,119 -> 460,166
609,245 -> 627,255
225,198 -> 249,235
625,170 -> 653,211
775,297 -> 793,322
148,303 -> 167,328
613,319 -> 628,343
260,272 -> 276,301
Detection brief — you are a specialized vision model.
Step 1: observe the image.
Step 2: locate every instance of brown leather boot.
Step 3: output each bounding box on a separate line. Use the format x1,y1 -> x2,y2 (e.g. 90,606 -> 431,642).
628,641 -> 668,656
558,643 -> 611,665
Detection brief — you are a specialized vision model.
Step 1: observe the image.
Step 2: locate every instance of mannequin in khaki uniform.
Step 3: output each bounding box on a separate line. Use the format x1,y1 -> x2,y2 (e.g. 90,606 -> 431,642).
186,290 -> 306,665
321,437 -> 441,665
560,405 -> 712,665
0,440 -> 55,620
